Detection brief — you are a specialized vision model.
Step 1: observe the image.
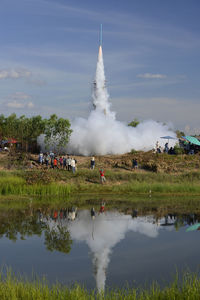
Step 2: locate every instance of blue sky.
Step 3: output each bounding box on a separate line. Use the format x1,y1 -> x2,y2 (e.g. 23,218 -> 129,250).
0,0 -> 200,132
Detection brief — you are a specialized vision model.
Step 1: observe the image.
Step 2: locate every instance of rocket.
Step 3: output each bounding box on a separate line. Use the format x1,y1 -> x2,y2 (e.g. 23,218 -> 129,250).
100,24 -> 102,46
98,24 -> 103,58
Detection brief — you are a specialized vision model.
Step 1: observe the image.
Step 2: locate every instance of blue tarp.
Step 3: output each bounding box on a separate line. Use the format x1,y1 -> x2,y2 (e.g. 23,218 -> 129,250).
182,136 -> 200,146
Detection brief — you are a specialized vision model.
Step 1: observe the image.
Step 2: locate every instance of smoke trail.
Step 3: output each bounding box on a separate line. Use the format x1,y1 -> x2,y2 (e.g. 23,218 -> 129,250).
67,45 -> 176,155
92,46 -> 114,118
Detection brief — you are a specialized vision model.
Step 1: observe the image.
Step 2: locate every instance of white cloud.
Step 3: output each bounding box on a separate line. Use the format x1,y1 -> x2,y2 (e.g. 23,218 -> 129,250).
137,73 -> 167,79
111,96 -> 200,131
3,92 -> 34,109
0,68 -> 31,80
6,101 -> 25,108
10,92 -> 32,100
6,100 -> 34,109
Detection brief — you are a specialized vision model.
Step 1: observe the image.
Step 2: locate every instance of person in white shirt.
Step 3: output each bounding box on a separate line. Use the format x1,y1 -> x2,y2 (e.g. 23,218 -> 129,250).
71,158 -> 76,174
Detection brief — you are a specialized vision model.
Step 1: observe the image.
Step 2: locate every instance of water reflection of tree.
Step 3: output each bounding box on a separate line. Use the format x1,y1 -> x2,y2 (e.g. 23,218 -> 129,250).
44,225 -> 72,254
0,212 -> 45,242
0,209 -> 72,254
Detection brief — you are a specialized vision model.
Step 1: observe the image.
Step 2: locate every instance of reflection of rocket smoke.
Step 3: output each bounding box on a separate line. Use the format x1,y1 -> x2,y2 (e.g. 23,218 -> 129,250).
67,39 -> 176,155
41,210 -> 176,292
92,248 -> 110,292
68,211 -> 159,292
43,210 -> 160,292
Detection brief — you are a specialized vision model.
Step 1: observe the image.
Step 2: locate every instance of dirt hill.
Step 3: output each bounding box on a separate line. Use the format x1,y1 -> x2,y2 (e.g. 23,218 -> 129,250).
0,151 -> 200,174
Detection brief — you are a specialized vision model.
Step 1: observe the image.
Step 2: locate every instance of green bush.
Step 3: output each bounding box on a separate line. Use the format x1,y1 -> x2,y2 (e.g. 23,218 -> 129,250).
174,144 -> 185,155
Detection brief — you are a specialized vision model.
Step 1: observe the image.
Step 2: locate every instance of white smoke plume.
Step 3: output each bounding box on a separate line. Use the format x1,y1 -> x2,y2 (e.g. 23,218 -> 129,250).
38,44 -> 176,154
67,45 -> 176,155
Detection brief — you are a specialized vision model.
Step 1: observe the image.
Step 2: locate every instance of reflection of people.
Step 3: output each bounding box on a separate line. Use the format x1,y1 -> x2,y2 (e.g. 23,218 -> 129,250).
68,207 -> 77,221
91,207 -> 96,219
53,210 -> 58,220
99,202 -> 105,213
132,209 -> 138,218
99,169 -> 106,184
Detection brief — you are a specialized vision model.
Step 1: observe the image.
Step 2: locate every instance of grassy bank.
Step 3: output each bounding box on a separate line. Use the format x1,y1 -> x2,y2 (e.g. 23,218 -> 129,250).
0,169 -> 200,196
0,272 -> 200,300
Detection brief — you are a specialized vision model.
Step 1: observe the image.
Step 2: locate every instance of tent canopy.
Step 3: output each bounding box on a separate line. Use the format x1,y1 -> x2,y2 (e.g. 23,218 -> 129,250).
1,139 -> 17,144
160,136 -> 176,140
182,136 -> 200,146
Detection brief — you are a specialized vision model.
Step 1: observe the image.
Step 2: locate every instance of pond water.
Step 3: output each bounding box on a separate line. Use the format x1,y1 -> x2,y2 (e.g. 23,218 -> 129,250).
0,200 -> 200,292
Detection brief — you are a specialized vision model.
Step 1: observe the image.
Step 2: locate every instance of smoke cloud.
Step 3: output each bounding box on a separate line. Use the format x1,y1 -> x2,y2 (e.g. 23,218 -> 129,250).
67,46 -> 176,155
38,45 -> 176,154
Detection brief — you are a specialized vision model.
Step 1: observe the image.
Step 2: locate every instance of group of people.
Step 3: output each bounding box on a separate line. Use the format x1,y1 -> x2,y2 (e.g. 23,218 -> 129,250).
38,152 -> 107,183
155,141 -> 175,154
38,152 -> 77,173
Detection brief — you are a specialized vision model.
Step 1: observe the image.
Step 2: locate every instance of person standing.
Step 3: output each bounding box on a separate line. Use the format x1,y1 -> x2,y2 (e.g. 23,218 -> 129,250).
63,157 -> 67,169
71,158 -> 76,174
39,152 -> 43,165
66,156 -> 71,171
53,157 -> 58,169
46,153 -> 50,168
164,143 -> 169,153
132,158 -> 138,170
99,169 -> 106,184
59,156 -> 63,168
90,156 -> 95,170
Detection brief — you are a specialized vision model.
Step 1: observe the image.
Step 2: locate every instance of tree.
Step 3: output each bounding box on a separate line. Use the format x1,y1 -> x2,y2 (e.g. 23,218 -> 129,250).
4,113 -> 18,139
44,225 -> 72,254
18,115 -> 46,151
44,114 -> 72,152
128,118 -> 140,127
175,130 -> 185,138
0,114 -> 6,140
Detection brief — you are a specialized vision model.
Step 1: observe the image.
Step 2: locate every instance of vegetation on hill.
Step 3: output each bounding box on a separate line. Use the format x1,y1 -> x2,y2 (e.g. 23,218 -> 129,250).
0,151 -> 200,196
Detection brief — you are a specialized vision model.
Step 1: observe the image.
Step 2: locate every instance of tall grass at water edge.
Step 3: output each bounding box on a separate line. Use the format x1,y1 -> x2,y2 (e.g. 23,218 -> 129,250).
0,170 -> 200,196
0,178 -> 200,196
0,271 -> 200,300
0,176 -> 72,196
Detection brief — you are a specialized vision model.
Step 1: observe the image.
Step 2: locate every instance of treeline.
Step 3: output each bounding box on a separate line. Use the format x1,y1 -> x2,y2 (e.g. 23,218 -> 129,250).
0,113 -> 72,152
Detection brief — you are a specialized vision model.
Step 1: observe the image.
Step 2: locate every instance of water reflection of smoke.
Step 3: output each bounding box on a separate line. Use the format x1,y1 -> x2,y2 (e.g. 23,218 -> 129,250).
69,211 -> 159,292
39,208 -> 200,292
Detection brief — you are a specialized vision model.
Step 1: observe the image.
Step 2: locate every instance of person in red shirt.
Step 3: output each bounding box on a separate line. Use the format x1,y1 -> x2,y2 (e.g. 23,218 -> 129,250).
99,169 -> 106,184
53,158 -> 58,169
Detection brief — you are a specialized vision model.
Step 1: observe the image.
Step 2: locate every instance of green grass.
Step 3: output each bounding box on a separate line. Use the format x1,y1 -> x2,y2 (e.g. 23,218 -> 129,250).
0,271 -> 200,299
0,169 -> 200,196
